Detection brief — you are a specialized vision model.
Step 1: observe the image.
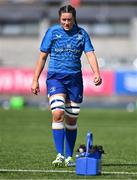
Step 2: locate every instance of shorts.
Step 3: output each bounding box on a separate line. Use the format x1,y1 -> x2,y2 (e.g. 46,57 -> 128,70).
46,72 -> 83,103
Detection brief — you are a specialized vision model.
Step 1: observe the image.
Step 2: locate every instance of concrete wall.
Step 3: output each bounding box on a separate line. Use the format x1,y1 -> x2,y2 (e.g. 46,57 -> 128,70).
0,37 -> 40,68
0,24 -> 136,69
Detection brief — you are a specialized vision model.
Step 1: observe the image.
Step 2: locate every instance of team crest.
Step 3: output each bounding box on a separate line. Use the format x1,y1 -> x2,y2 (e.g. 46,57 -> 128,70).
76,34 -> 83,40
50,86 -> 56,93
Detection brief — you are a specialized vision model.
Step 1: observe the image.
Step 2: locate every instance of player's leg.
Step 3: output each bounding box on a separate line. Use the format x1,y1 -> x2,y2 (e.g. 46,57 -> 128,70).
49,93 -> 66,166
65,101 -> 80,166
64,73 -> 83,166
46,78 -> 67,166
50,94 -> 65,155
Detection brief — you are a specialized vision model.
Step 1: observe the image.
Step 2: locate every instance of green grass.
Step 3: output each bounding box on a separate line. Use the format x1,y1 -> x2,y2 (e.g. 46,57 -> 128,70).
0,108 -> 136,179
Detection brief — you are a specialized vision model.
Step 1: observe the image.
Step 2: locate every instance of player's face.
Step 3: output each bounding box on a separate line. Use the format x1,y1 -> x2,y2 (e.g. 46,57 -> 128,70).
60,13 -> 74,31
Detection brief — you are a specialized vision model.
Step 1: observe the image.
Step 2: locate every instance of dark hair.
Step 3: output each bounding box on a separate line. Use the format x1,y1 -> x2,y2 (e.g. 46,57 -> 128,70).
58,5 -> 79,31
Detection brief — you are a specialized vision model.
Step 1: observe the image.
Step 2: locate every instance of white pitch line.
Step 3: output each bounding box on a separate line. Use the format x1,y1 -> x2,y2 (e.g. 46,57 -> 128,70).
0,169 -> 137,175
0,169 -> 75,173
102,171 -> 137,175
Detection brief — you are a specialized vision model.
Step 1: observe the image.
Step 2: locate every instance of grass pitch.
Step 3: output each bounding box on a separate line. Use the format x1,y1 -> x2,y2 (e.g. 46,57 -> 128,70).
0,108 -> 136,179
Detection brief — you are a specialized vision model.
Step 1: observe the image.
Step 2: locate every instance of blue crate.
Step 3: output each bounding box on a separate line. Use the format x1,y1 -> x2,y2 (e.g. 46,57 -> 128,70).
76,157 -> 101,175
76,132 -> 102,176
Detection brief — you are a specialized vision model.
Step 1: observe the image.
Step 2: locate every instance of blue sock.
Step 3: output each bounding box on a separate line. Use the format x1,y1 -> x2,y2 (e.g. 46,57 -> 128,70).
52,122 -> 64,155
65,128 -> 77,158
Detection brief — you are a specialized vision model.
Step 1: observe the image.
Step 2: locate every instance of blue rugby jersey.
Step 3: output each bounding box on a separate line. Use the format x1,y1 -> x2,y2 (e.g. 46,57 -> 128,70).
40,24 -> 94,74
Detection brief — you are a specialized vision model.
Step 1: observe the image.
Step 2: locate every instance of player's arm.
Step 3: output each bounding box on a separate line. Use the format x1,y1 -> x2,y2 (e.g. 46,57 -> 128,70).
85,51 -> 102,86
31,51 -> 48,95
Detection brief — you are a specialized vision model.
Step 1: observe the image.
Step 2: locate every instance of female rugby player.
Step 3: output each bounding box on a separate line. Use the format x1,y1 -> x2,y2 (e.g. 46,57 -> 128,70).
31,5 -> 102,167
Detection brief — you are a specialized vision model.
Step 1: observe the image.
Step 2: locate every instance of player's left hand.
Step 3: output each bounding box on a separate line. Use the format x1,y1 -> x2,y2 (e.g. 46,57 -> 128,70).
93,76 -> 102,86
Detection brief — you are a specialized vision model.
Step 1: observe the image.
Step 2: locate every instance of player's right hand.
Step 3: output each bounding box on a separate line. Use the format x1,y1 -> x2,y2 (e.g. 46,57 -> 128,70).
94,76 -> 102,86
31,80 -> 40,95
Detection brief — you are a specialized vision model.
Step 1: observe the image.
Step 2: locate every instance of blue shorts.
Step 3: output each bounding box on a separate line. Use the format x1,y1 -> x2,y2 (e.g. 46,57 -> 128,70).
46,72 -> 83,103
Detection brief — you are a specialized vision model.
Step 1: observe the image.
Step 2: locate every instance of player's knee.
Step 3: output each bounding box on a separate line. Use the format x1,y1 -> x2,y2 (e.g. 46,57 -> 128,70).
65,102 -> 80,118
65,115 -> 77,125
52,109 -> 64,122
49,95 -> 65,121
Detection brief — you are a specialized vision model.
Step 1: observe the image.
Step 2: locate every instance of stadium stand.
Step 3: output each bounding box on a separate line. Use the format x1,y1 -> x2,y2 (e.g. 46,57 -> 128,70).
0,0 -> 137,69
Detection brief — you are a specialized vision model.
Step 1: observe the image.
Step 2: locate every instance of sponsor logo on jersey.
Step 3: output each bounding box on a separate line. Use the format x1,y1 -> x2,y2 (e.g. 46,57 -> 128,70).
54,48 -> 81,53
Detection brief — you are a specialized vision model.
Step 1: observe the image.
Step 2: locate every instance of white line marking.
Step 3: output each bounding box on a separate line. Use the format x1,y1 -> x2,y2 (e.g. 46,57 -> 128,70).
0,169 -> 137,175
0,169 -> 74,173
102,171 -> 137,175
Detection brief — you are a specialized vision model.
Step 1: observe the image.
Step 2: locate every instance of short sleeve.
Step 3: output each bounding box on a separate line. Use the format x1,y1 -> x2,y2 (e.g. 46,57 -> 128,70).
83,30 -> 95,53
40,28 -> 52,53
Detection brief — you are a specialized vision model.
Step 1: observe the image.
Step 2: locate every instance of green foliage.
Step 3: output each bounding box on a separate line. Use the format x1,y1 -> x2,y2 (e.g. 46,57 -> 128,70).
0,108 -> 136,179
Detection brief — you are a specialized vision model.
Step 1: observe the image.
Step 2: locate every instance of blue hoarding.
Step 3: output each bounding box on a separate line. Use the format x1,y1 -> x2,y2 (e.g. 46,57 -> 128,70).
115,71 -> 137,95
